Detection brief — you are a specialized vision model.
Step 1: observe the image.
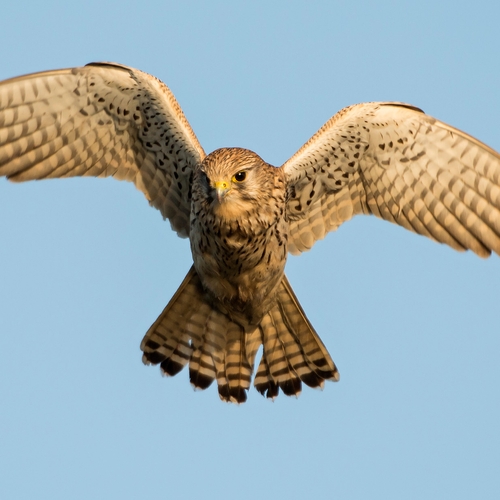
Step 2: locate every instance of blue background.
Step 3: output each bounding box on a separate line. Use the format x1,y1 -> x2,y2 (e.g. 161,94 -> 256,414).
1,1 -> 499,499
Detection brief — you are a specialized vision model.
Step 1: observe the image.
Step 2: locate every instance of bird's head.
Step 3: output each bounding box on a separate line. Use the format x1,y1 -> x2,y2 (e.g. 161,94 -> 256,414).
197,148 -> 271,218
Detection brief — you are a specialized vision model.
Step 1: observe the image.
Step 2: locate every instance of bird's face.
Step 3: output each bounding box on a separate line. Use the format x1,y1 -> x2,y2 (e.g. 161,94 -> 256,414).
197,148 -> 269,219
208,168 -> 248,203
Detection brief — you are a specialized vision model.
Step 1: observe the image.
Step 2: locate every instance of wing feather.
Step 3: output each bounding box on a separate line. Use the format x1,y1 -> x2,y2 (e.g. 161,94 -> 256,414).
283,102 -> 500,256
0,62 -> 205,237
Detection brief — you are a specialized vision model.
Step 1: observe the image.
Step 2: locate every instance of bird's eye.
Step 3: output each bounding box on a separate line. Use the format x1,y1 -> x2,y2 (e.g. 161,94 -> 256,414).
232,171 -> 247,182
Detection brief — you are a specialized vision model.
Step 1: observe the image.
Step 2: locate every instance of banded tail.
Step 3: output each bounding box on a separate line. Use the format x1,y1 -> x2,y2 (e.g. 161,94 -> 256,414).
140,266 -> 339,403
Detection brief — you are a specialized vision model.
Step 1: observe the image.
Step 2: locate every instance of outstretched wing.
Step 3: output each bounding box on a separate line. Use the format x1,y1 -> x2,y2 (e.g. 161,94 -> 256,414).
282,102 -> 500,257
0,62 -> 205,237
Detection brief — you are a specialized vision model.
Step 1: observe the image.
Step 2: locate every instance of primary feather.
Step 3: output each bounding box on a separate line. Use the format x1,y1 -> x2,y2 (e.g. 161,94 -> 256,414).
1,64 -> 499,403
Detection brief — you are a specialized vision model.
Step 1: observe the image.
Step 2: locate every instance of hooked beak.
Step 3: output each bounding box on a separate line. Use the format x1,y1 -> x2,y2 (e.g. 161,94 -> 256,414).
213,180 -> 231,202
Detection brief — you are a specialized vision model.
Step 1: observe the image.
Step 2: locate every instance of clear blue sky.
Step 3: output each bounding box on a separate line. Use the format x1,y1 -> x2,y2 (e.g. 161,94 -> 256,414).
1,1 -> 499,499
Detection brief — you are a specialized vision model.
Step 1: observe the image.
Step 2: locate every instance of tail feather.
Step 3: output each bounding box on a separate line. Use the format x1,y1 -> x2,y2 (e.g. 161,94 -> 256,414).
217,323 -> 253,403
160,333 -> 192,376
254,351 -> 279,399
260,310 -> 302,397
254,276 -> 339,398
188,304 -> 228,389
188,305 -> 224,390
275,318 -> 324,389
189,346 -> 216,390
140,266 -> 338,403
276,277 -> 339,382
141,268 -> 197,367
244,327 -> 262,369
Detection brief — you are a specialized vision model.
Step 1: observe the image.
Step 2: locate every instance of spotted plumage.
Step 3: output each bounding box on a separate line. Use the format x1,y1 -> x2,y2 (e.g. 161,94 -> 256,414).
190,148 -> 288,326
1,62 -> 500,403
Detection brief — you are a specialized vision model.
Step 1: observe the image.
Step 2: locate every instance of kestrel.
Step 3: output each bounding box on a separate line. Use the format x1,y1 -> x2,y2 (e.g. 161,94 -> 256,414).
1,62 -> 500,403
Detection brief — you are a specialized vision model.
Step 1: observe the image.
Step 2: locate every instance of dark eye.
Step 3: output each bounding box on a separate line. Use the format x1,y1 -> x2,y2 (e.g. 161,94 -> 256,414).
233,171 -> 247,182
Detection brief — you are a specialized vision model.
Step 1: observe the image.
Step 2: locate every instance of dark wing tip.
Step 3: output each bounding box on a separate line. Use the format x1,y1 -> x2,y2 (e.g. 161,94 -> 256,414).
85,61 -> 133,72
382,102 -> 425,114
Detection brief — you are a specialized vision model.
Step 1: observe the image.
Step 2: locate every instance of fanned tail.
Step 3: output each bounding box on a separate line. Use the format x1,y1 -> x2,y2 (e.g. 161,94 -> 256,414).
141,267 -> 338,403
253,275 -> 339,399
141,266 -> 253,403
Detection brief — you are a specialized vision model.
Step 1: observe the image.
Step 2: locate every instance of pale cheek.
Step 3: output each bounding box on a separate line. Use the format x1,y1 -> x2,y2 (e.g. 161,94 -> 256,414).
213,199 -> 254,219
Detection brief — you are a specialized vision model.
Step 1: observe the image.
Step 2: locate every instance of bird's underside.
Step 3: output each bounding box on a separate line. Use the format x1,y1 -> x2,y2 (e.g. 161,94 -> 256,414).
1,61 -> 500,403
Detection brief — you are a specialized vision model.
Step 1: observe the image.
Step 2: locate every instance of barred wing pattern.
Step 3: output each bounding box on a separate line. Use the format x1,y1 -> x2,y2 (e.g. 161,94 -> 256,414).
283,102 -> 500,257
0,62 -> 205,236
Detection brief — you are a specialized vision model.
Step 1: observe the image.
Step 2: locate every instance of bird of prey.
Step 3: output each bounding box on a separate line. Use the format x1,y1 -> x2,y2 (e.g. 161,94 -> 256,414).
1,62 -> 499,403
